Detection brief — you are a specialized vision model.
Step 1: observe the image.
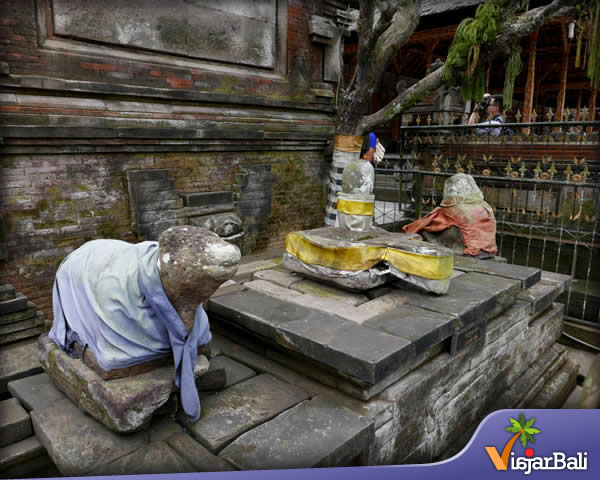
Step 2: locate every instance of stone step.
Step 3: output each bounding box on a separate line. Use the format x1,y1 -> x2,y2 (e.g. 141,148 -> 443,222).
0,436 -> 46,474
91,441 -> 195,476
517,281 -> 560,315
540,271 -> 572,296
453,256 -> 541,289
527,357 -> 579,408
0,292 -> 28,315
0,324 -> 44,346
0,311 -> 44,336
220,396 -> 374,470
31,398 -> 148,477
0,398 -> 32,448
8,373 -> 66,412
289,279 -> 369,306
179,374 -> 309,454
0,284 -> 16,302
0,339 -> 43,395
207,356 -> 256,389
0,302 -> 37,326
167,433 -> 235,471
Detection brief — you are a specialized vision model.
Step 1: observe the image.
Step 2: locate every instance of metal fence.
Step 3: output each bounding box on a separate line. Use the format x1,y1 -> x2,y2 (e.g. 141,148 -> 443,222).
374,119 -> 600,331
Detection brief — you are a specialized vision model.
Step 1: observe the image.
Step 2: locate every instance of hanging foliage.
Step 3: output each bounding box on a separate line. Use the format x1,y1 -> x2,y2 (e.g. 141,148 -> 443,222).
503,46 -> 522,111
588,0 -> 600,88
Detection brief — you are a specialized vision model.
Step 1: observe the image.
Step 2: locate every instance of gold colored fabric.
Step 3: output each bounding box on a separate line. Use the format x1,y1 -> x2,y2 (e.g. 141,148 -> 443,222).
336,198 -> 375,216
285,232 -> 453,280
334,135 -> 364,152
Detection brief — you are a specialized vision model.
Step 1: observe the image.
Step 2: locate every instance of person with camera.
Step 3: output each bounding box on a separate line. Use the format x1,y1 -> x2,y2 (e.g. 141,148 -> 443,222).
468,93 -> 508,136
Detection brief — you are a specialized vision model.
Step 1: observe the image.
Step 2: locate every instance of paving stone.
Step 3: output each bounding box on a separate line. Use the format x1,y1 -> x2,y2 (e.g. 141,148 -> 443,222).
31,398 -> 147,476
453,256 -> 541,288
0,398 -> 32,448
0,312 -> 43,336
0,285 -> 15,302
210,280 -> 247,299
7,373 -> 66,412
528,358 -> 579,409
0,451 -> 53,479
289,279 -> 369,306
0,340 -> 43,395
92,441 -> 194,476
148,416 -> 183,442
253,269 -> 302,288
196,367 -> 227,391
181,374 -> 309,453
220,396 -> 374,469
0,325 -> 44,346
242,279 -> 373,324
356,290 -> 412,316
401,276 -> 498,328
208,356 -> 255,388
455,272 -> 521,309
277,314 -> 414,384
167,433 -> 235,471
540,271 -> 572,295
365,286 -> 393,300
517,281 -> 559,314
38,335 -> 210,433
233,258 -> 283,283
0,293 -> 28,315
364,305 -> 456,356
0,302 -> 36,325
0,436 -> 45,472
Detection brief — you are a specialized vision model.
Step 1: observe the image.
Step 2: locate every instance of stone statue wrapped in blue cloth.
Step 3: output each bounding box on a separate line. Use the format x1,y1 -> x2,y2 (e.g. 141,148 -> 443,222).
48,226 -> 241,424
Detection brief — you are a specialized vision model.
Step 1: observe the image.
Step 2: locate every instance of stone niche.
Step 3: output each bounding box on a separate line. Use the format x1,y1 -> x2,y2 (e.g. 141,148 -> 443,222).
50,0 -> 279,69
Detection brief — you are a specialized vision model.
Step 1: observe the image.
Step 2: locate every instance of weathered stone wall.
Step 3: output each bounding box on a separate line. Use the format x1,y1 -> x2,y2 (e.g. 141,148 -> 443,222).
0,0 -> 338,321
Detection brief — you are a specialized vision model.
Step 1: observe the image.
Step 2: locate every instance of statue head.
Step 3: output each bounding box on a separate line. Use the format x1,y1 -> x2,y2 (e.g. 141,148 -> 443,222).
157,226 -> 241,330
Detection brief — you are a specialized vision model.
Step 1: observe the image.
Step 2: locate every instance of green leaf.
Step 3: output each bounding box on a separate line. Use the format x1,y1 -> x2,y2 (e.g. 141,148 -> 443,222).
506,425 -> 521,433
521,433 -> 527,448
524,417 -> 536,429
529,435 -> 536,444
524,428 -> 540,434
510,418 -> 521,430
519,413 -> 526,427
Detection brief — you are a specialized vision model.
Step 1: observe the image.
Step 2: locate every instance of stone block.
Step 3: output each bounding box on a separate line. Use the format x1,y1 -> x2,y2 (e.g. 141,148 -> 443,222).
0,302 -> 36,325
38,335 -> 209,433
365,286 -> 394,300
455,271 -> 521,311
0,312 -> 44,336
148,416 -> 183,442
195,367 -> 227,391
0,293 -> 28,315
253,269 -> 302,288
528,358 -> 579,409
364,305 -> 456,356
233,258 -> 282,283
0,325 -> 44,346
277,313 -> 414,384
31,398 -> 147,477
401,276 -> 498,327
540,271 -> 572,295
167,433 -> 235,472
0,340 -> 43,395
356,290 -> 412,316
181,374 -> 309,453
208,356 -> 256,388
180,191 -> 233,209
0,398 -> 32,448
0,285 -> 15,302
220,396 -> 374,469
0,436 -> 45,473
517,282 -> 559,314
91,441 -> 194,476
290,279 -> 369,306
453,256 -> 541,288
0,451 -> 53,479
450,318 -> 487,355
209,280 -> 246,299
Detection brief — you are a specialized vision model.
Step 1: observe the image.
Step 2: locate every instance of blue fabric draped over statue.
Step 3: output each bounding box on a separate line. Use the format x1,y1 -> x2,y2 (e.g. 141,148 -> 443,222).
48,239 -> 211,421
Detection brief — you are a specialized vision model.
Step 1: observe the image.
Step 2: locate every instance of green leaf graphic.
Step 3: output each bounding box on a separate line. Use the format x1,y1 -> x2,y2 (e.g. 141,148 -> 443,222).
524,417 -> 536,429
510,418 -> 521,430
506,425 -> 521,433
519,413 -> 526,427
524,428 -> 540,434
521,433 -> 527,448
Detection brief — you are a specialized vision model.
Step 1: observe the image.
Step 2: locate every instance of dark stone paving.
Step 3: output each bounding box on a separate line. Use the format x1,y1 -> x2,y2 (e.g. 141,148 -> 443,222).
220,396 -> 374,469
8,373 -> 66,412
0,340 -> 43,395
517,282 -> 559,314
0,398 -> 32,448
91,442 -> 194,476
0,293 -> 27,315
0,302 -> 37,325
167,433 -> 235,471
208,356 -> 256,388
453,256 -> 541,288
364,305 -> 456,356
0,285 -> 15,302
0,436 -> 45,473
31,398 -> 147,476
181,374 -> 309,454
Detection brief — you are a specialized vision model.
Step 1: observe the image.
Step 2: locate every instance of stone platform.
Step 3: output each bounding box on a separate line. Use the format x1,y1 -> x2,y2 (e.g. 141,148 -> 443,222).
0,252 -> 578,474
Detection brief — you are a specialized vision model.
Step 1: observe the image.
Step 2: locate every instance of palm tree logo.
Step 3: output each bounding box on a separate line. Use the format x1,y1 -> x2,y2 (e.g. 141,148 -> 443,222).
485,413 -> 541,470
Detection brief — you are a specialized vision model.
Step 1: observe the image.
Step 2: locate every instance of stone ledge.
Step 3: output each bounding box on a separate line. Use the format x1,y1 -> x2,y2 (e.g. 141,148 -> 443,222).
0,398 -> 32,448
0,340 -> 43,395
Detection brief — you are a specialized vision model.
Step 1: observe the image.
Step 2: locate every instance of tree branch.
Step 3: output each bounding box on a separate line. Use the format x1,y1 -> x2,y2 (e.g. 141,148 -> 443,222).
356,0 -> 583,135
